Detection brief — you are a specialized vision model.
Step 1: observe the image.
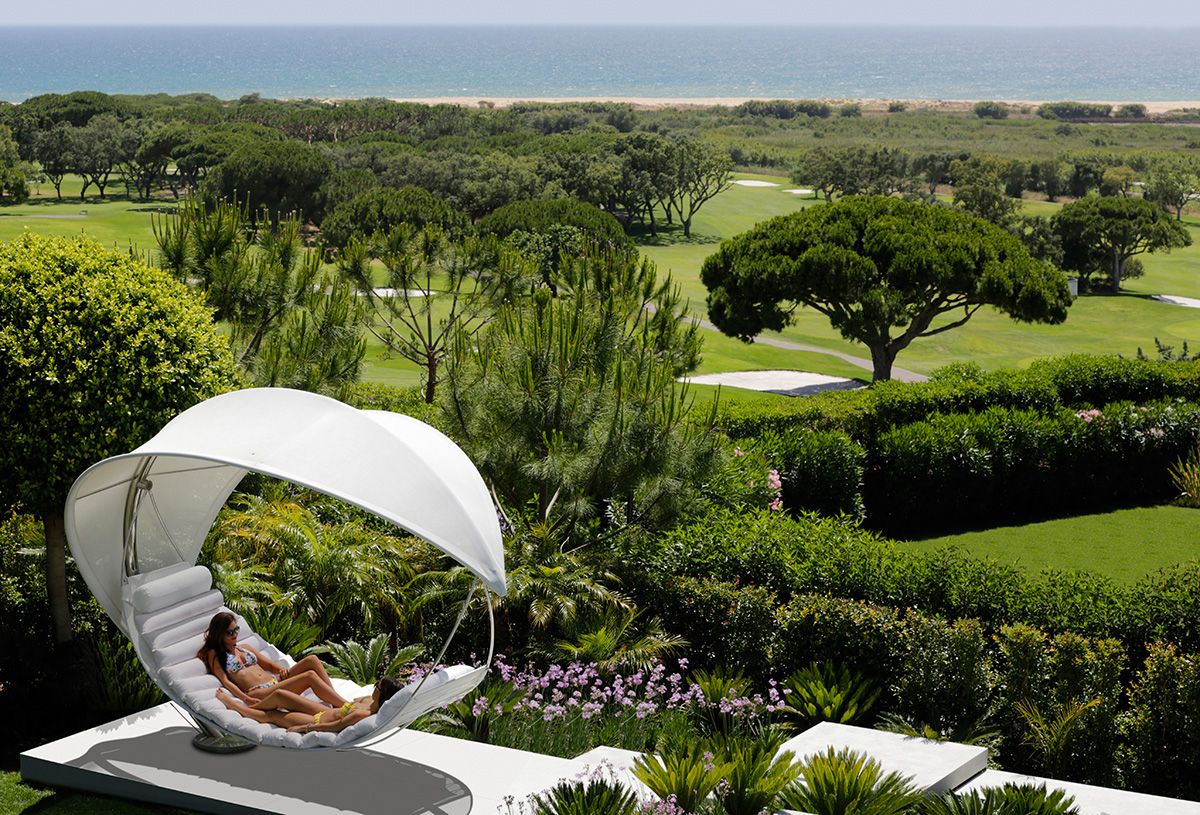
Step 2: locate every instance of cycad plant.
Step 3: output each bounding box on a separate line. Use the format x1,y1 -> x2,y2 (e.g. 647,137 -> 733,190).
777,662 -> 880,732
425,679 -> 527,743
921,783 -> 1079,815
243,607 -> 323,657
532,777 -> 640,815
1170,445 -> 1200,507
691,668 -> 751,737
1013,697 -> 1101,779
632,742 -> 732,813
876,712 -> 1004,757
707,733 -> 801,815
778,747 -> 923,815
552,608 -> 686,671
312,634 -> 424,685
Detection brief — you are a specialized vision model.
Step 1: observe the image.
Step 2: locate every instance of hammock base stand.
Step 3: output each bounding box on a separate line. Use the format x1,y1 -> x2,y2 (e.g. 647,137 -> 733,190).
191,732 -> 256,754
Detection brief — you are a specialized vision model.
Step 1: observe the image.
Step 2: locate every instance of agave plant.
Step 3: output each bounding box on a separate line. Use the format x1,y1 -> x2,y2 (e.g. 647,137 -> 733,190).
311,633 -> 424,685
425,678 -> 527,743
777,662 -> 880,732
920,784 -> 1079,815
779,747 -> 923,815
533,777 -> 640,815
632,742 -> 732,813
707,733 -> 801,815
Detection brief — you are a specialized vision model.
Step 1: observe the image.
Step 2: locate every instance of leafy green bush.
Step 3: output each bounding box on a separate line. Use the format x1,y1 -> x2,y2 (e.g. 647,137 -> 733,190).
756,427 -> 865,518
622,576 -> 777,678
866,399 -> 1200,536
973,101 -> 1010,119
1121,643 -> 1200,800
772,595 -> 905,692
476,198 -> 631,248
994,624 -> 1124,784
891,615 -> 993,735
321,185 -> 467,247
1037,102 -> 1113,120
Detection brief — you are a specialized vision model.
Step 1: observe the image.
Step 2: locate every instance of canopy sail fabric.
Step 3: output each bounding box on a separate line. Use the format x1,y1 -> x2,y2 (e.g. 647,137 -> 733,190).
65,387 -> 506,631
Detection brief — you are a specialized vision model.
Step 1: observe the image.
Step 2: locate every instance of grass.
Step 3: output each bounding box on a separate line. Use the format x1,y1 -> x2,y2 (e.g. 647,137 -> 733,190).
0,770 -> 186,814
904,505 -> 1200,584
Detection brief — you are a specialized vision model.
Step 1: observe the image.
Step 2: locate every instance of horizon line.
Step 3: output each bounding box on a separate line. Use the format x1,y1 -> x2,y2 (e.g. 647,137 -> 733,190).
2,22 -> 1199,29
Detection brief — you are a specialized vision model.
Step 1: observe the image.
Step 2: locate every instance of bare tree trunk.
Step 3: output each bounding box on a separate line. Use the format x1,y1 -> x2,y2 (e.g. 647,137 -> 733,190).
43,511 -> 73,644
424,356 -> 439,404
870,344 -> 895,383
1111,250 -> 1124,292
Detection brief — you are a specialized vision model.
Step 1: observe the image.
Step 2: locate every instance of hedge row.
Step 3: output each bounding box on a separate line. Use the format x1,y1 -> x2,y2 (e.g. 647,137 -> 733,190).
867,399 -> 1200,535
720,356 -> 1200,442
622,507 -> 1200,653
633,573 -> 1197,797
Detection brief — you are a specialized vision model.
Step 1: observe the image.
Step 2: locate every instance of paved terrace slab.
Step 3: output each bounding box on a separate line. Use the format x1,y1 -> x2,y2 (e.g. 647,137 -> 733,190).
21,703 -> 578,815
779,722 -> 988,794
961,769 -> 1200,815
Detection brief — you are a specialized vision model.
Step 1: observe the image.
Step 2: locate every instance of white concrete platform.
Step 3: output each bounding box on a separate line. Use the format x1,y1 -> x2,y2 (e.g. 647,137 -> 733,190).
960,769 -> 1200,815
780,722 -> 987,793
20,702 -> 577,815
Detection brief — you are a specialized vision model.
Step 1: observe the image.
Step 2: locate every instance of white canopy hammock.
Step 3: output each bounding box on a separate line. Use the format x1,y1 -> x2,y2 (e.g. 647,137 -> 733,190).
64,388 -> 506,750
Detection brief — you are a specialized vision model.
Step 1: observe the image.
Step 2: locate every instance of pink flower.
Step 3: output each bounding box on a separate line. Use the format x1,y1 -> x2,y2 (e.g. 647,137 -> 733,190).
733,447 -> 745,457
769,497 -> 784,511
767,469 -> 782,490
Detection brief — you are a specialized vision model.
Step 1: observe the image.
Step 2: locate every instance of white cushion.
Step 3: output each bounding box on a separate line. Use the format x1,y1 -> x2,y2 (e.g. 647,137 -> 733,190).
135,590 -> 224,636
130,566 -> 213,614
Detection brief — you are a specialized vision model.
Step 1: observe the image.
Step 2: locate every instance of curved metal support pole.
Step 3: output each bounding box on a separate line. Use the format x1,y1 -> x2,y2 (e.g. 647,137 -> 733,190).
122,457 -> 156,580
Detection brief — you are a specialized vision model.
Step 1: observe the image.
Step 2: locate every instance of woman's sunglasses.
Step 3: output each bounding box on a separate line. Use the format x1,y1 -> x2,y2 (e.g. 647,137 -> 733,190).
224,626 -> 240,637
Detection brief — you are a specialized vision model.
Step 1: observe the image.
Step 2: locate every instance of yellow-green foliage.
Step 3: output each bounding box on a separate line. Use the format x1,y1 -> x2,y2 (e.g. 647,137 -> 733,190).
0,232 -> 239,513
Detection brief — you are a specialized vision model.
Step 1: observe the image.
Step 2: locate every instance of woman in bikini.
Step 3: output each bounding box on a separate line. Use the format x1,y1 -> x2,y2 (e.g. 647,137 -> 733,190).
198,611 -> 348,715
214,676 -> 405,734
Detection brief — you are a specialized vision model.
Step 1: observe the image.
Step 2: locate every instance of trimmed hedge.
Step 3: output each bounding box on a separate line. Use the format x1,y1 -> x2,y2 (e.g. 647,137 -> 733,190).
756,428 -> 865,518
720,356 -> 1200,442
866,399 -> 1200,536
624,508 -> 1200,653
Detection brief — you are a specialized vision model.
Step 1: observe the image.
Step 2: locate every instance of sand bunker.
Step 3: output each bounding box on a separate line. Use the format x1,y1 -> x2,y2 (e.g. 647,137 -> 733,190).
784,188 -> 815,195
683,370 -> 861,397
732,180 -> 780,187
1153,295 -> 1200,309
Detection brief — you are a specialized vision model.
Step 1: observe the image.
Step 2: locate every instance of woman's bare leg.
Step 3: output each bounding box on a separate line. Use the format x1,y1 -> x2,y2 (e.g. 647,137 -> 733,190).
216,689 -> 307,728
288,655 -> 338,689
248,670 -> 347,707
245,686 -> 329,716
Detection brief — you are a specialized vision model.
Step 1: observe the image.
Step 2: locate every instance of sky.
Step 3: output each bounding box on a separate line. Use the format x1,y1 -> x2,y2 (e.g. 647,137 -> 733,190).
4,0 -> 1199,27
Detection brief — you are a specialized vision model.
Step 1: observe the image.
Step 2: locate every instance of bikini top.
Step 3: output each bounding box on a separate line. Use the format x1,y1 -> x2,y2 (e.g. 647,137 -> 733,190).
225,647 -> 258,674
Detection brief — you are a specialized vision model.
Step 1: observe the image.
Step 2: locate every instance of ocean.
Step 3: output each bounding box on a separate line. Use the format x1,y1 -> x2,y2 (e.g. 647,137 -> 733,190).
0,25 -> 1197,103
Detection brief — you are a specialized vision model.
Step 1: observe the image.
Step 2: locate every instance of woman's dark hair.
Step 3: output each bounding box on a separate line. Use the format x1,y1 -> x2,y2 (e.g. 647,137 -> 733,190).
376,676 -> 405,706
197,611 -> 238,669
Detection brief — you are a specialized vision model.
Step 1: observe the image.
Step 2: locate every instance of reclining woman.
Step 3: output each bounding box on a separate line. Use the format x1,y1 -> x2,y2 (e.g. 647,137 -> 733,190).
215,676 -> 405,734
198,611 -> 348,715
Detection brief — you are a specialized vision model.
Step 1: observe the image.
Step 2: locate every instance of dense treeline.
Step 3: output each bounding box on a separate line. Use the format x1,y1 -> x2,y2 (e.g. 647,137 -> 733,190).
2,91 -> 1197,236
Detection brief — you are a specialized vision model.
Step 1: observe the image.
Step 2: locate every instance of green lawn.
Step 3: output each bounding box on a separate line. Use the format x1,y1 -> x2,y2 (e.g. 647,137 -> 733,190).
904,505 -> 1200,583
0,771 -> 187,815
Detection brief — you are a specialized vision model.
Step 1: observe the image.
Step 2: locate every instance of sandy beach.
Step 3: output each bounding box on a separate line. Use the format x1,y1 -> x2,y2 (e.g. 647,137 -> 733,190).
389,97 -> 1200,115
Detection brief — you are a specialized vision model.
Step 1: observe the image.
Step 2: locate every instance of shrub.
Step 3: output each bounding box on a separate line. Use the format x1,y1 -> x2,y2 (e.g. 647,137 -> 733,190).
887,101 -> 907,113
709,733 -> 801,815
772,595 -> 905,692
1114,103 -> 1148,120
994,624 -> 1125,784
1037,102 -> 1113,120
1121,643 -> 1200,800
343,381 -> 444,428
633,741 -> 731,813
891,615 -> 994,735
839,103 -> 863,118
629,575 -> 776,676
974,101 -> 1010,119
732,100 -> 831,119
756,428 -> 865,518
533,777 -> 639,815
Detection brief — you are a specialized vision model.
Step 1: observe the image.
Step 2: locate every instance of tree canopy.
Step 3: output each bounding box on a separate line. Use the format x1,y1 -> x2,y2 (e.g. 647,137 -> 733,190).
1052,196 -> 1192,292
701,196 -> 1072,381
0,234 -> 239,642
321,185 -> 467,249
203,139 -> 332,223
